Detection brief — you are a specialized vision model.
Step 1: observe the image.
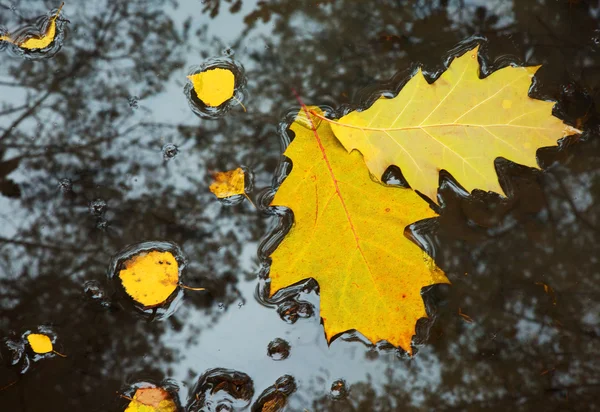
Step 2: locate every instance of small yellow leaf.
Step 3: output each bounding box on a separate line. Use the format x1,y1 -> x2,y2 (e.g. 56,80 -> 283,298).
209,167 -> 246,198
27,333 -> 53,354
187,68 -> 235,107
18,2 -> 64,50
327,45 -> 580,203
125,387 -> 177,412
118,251 -> 179,307
269,108 -> 449,353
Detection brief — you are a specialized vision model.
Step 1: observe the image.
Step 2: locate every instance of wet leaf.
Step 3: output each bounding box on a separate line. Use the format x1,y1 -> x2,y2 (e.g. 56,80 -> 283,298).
269,108 -> 449,353
124,387 -> 177,412
187,68 -> 235,107
118,251 -> 179,307
18,2 -> 64,50
26,333 -> 53,354
325,45 -> 580,203
209,167 -> 245,198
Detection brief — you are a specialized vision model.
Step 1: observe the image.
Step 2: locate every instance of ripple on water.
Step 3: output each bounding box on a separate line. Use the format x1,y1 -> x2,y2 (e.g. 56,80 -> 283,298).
187,368 -> 254,412
184,57 -> 247,119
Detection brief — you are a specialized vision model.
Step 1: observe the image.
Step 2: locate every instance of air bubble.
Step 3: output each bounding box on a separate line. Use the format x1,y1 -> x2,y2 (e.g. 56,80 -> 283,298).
329,379 -> 349,400
162,143 -> 179,161
187,368 -> 254,412
128,96 -> 139,109
592,30 -> 600,50
267,338 -> 290,361
252,375 -> 296,411
89,198 -> 106,216
58,178 -> 72,193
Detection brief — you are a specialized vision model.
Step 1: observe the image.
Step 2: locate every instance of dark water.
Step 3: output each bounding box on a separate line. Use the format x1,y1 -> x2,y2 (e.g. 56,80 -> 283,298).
1,0 -> 599,410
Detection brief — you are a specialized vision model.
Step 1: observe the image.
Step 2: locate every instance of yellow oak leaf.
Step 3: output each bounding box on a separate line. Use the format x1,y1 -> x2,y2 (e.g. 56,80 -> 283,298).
209,167 -> 245,198
124,387 -> 177,412
269,108 -> 449,353
18,2 -> 64,50
119,251 -> 179,307
187,68 -> 235,107
26,333 -> 53,354
325,45 -> 580,203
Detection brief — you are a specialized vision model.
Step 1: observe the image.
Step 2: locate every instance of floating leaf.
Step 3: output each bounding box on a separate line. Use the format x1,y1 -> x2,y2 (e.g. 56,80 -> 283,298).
18,2 -> 64,50
26,334 -> 53,354
324,45 -> 580,203
187,68 -> 235,107
124,387 -> 177,412
209,168 -> 246,198
269,108 -> 449,353
118,251 -> 180,307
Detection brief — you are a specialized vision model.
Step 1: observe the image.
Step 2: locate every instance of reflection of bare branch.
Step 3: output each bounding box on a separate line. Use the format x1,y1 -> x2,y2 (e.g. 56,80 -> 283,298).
0,90 -> 52,141
0,236 -> 97,252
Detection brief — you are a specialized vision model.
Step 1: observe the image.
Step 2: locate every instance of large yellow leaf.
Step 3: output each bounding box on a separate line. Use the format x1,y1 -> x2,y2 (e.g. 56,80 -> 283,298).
326,45 -> 579,203
269,108 -> 449,353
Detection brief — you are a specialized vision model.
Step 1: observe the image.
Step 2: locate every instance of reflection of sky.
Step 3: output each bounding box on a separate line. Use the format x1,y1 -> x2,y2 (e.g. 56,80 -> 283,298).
160,240 -> 443,407
1,0 -> 599,409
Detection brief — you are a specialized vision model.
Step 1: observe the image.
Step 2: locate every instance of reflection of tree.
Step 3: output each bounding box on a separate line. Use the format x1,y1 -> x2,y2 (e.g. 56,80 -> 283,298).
235,0 -> 600,410
0,0 -> 266,409
0,0 -> 598,410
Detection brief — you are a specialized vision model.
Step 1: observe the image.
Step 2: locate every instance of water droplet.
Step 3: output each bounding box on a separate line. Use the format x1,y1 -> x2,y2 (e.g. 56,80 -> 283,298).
592,30 -> 600,50
58,178 -> 72,193
218,302 -> 225,310
329,379 -> 349,400
89,198 -> 106,216
83,280 -> 105,300
267,338 -> 290,361
128,96 -> 139,109
187,368 -> 254,412
277,300 -> 314,323
162,143 -> 179,161
252,375 -> 296,411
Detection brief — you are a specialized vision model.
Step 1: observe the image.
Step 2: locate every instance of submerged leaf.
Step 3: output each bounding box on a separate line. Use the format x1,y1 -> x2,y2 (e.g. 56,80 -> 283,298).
269,108 -> 449,353
26,333 -> 53,354
209,167 -> 246,198
327,45 -> 580,203
118,251 -> 179,307
125,387 -> 177,412
187,68 -> 235,107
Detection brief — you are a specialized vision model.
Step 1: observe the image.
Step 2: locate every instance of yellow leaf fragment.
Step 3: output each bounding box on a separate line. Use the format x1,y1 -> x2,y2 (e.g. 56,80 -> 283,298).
269,108 -> 449,353
187,68 -> 235,107
27,333 -> 53,354
328,45 -> 580,203
209,167 -> 246,198
118,250 -> 179,307
18,2 -> 64,50
124,387 -> 177,412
